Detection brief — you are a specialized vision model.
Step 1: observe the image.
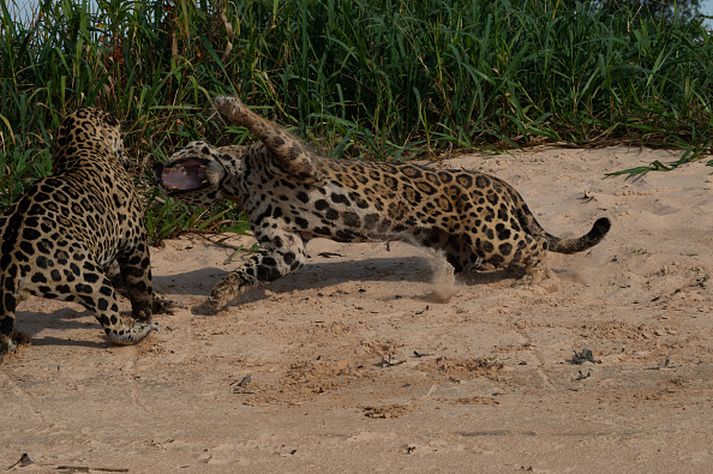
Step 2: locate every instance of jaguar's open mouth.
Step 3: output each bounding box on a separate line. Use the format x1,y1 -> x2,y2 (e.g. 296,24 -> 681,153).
157,158 -> 213,194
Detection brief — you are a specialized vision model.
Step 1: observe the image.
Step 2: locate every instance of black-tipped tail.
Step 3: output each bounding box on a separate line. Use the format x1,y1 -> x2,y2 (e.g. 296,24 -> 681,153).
547,217 -> 611,254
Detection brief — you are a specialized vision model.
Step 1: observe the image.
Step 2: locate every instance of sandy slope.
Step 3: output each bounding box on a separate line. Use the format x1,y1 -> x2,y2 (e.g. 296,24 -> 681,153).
1,146 -> 713,473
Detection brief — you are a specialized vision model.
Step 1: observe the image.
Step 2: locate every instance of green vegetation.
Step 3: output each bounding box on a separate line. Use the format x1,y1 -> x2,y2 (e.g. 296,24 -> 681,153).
1,0 -> 712,239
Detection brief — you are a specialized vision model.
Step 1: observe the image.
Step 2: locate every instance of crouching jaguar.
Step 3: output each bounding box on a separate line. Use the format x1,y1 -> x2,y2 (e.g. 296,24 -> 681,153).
0,107 -> 165,355
158,96 -> 610,313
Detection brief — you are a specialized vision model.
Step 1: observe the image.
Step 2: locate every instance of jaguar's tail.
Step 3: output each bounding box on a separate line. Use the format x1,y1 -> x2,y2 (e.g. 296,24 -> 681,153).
543,217 -> 611,254
510,184 -> 611,254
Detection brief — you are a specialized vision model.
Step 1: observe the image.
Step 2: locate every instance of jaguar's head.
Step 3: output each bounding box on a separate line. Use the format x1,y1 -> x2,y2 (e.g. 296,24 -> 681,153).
156,141 -> 246,208
53,107 -> 129,172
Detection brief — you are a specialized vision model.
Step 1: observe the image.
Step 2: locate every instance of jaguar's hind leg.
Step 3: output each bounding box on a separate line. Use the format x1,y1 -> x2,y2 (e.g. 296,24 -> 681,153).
412,228 -> 485,273
72,260 -> 158,345
0,263 -> 25,355
2,258 -> 158,353
114,239 -> 154,321
115,232 -> 180,321
506,235 -> 549,284
0,291 -> 18,355
108,258 -> 178,315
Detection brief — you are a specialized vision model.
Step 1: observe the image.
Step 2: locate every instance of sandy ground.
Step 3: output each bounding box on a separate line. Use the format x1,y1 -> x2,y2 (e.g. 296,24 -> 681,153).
1,146 -> 713,473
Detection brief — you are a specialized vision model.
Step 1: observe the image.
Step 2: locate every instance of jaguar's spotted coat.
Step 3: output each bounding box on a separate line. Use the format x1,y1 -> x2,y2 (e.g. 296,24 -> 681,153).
159,96 -> 610,312
0,107 -> 161,355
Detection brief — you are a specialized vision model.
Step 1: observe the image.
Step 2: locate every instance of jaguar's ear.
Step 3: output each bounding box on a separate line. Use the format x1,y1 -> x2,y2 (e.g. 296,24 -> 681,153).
158,157 -> 224,193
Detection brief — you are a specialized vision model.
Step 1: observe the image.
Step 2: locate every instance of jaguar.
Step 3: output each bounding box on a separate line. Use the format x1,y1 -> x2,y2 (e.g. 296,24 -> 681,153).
0,107 -> 163,355
158,96 -> 610,312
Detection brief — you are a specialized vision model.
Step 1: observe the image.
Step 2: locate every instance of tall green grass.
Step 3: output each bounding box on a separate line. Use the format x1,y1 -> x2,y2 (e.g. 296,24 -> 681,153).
1,0 -> 712,239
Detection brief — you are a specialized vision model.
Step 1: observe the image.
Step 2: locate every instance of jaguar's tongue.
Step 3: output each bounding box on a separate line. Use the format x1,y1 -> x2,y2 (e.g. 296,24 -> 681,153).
159,159 -> 209,191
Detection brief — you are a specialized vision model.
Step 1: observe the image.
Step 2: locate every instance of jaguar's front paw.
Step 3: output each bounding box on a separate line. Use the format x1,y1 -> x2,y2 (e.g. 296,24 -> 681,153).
510,266 -> 550,287
106,320 -> 159,346
205,273 -> 242,314
214,96 -> 246,116
152,293 -> 184,315
0,338 -> 17,357
207,287 -> 231,314
206,297 -> 226,315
